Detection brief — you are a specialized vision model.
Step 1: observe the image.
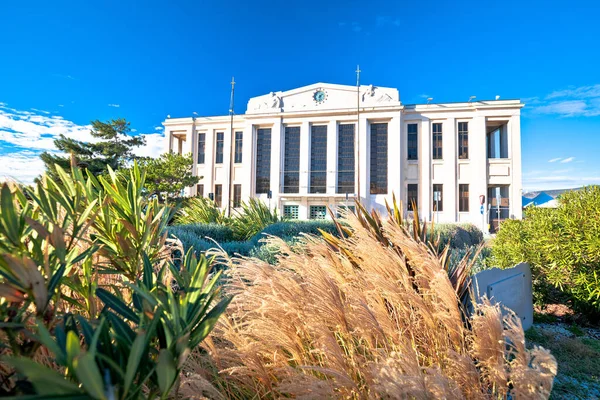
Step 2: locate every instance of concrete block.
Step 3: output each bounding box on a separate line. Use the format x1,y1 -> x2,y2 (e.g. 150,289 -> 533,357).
471,262 -> 533,330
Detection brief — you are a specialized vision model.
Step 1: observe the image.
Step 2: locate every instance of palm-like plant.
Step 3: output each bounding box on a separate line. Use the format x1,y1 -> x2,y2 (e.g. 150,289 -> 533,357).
174,197 -> 228,226
230,198 -> 280,241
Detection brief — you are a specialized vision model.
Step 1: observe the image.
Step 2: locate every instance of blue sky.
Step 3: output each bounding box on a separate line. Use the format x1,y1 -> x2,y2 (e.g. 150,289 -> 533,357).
1,0 -> 599,190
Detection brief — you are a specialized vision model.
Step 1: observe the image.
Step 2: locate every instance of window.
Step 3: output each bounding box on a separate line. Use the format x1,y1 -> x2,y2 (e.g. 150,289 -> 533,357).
488,186 -> 510,233
198,133 -> 205,164
407,123 -> 418,160
233,184 -> 242,208
283,126 -> 300,193
337,124 -> 355,194
255,128 -> 271,194
433,184 -> 443,212
215,132 -> 224,164
459,184 -> 469,212
214,184 -> 222,208
283,205 -> 299,220
310,125 -> 327,193
234,131 -> 243,163
487,124 -> 509,159
432,123 -> 443,160
309,205 -> 327,220
407,184 -> 418,211
196,184 -> 204,197
370,123 -> 388,194
458,122 -> 468,159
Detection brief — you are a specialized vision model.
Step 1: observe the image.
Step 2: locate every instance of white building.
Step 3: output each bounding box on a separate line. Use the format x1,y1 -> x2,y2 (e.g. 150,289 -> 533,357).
163,82 -> 523,233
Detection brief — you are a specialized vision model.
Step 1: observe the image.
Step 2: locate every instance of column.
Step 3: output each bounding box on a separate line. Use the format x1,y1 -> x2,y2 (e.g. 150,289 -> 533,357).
299,121 -> 310,195
470,115 -> 488,232
510,113 -> 523,219
326,120 -> 338,195
270,118 -> 283,211
357,115 -> 369,207
388,113 -> 402,203
445,118 -> 457,222
419,118 -> 431,220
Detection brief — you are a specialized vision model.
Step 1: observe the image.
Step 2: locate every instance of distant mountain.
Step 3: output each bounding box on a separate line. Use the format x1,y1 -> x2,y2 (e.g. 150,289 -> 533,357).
523,187 -> 584,199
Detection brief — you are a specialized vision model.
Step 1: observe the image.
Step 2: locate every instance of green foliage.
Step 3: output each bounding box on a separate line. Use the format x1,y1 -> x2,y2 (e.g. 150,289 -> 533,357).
230,198 -> 281,240
138,152 -> 200,201
40,118 -> 145,179
174,196 -> 228,225
430,223 -> 483,249
0,162 -> 230,397
492,186 -> 600,313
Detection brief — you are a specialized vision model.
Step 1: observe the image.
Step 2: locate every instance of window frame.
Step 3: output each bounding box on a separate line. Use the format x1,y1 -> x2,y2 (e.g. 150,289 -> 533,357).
432,122 -> 443,160
197,132 -> 206,164
458,121 -> 469,160
214,184 -> 223,208
309,205 -> 327,220
433,184 -> 443,212
215,132 -> 224,164
407,183 -> 418,211
196,184 -> 204,197
255,127 -> 272,194
459,184 -> 469,212
370,122 -> 388,195
234,131 -> 243,164
310,125 -> 328,194
337,123 -> 355,194
407,123 -> 418,161
283,126 -> 301,194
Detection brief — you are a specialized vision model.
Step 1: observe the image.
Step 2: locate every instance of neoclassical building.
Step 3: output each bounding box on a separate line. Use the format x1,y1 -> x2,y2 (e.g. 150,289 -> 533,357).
163,83 -> 522,233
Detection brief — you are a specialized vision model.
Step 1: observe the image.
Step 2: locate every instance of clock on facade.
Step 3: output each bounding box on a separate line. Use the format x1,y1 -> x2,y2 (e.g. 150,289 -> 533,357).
313,89 -> 328,104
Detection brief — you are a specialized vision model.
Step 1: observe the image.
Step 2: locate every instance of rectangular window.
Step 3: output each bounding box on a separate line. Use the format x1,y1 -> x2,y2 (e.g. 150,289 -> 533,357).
370,123 -> 388,194
215,132 -> 224,164
255,128 -> 271,194
337,124 -> 355,194
283,205 -> 299,220
214,184 -> 222,208
458,122 -> 468,159
196,184 -> 204,197
309,205 -> 327,220
197,133 -> 205,164
407,184 -> 418,211
234,131 -> 243,163
432,123 -> 443,160
407,123 -> 418,160
233,184 -> 241,208
433,184 -> 443,212
283,126 -> 300,193
487,125 -> 509,159
459,184 -> 469,212
310,125 -> 327,193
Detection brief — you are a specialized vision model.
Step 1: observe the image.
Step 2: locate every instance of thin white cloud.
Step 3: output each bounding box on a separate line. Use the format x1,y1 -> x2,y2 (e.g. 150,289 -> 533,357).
546,84 -> 600,100
30,108 -> 50,114
351,22 -> 362,32
133,133 -> 165,159
560,157 -> 575,163
376,16 -> 401,27
154,126 -> 164,131
533,84 -> 600,116
548,157 -> 562,163
0,102 -> 164,184
108,103 -> 120,108
58,104 -> 64,107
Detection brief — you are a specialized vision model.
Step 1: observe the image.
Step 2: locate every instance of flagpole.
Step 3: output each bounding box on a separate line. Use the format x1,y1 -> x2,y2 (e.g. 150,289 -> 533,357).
227,77 -> 236,217
356,65 -> 361,201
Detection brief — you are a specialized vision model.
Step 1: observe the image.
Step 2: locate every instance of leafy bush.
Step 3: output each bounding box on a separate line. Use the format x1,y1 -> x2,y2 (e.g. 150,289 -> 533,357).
230,198 -> 281,240
492,186 -> 600,313
0,163 -> 230,397
431,223 -> 483,249
259,219 -> 338,240
196,198 -> 556,398
174,196 -> 228,225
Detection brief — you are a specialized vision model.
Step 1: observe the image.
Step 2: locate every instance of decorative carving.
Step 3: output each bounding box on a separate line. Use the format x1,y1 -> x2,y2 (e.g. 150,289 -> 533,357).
362,85 -> 394,104
269,92 -> 281,108
249,92 -> 282,111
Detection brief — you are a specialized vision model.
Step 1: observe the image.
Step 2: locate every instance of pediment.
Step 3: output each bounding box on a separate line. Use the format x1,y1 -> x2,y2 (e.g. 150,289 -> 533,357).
246,83 -> 400,114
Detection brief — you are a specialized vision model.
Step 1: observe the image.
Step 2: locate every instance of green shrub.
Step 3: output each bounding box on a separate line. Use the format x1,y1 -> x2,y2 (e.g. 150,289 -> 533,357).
230,198 -> 281,240
257,220 -> 338,241
431,223 -> 482,249
174,196 -> 228,225
491,186 -> 600,313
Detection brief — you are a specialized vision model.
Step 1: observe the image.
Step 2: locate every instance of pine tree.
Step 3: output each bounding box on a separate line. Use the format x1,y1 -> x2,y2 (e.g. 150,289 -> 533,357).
40,118 -> 145,178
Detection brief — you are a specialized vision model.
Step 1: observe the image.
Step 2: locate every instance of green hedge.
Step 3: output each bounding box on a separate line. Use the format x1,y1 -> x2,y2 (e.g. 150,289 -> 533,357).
168,220 -> 339,261
491,186 -> 600,314
430,223 -> 483,249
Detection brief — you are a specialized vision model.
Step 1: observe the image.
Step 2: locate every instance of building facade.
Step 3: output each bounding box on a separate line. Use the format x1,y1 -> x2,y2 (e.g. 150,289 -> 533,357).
163,83 -> 523,233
